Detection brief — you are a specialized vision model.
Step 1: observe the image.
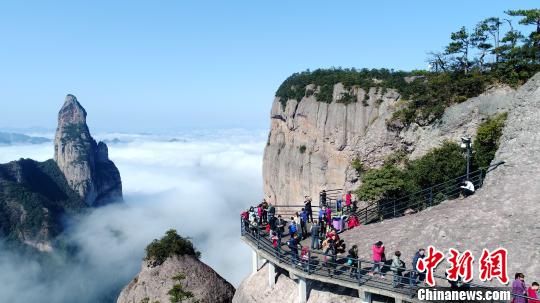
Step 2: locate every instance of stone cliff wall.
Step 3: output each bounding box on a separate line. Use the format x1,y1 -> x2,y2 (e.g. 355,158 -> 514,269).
338,72 -> 540,280
263,82 -> 514,205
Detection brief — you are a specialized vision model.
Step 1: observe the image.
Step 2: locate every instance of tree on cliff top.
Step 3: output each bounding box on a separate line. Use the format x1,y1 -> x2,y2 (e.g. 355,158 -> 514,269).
145,229 -> 200,267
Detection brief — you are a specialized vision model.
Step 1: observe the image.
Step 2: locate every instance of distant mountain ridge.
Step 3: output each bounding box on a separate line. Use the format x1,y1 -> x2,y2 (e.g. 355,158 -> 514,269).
0,132 -> 51,145
0,94 -> 123,251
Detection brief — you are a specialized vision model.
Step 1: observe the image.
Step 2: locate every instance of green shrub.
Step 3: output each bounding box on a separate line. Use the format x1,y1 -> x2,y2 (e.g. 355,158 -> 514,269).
406,141 -> 466,189
299,145 -> 307,154
337,92 -> 357,104
351,157 -> 365,173
473,112 -> 508,168
145,230 -> 200,267
355,141 -> 466,203
384,149 -> 409,166
167,273 -> 195,303
355,164 -> 417,203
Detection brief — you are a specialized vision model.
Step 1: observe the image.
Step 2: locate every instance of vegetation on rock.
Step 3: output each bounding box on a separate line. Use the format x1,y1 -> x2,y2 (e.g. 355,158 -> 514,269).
145,229 -> 200,267
0,159 -> 86,244
355,110 -> 508,203
167,273 -> 197,303
473,112 -> 508,168
276,9 -> 539,127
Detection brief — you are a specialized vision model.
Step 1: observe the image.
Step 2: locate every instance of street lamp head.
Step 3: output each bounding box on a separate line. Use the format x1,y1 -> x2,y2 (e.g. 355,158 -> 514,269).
461,137 -> 471,148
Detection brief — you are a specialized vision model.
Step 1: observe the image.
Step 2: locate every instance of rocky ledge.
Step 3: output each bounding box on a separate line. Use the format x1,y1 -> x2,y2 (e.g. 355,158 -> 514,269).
117,255 -> 235,303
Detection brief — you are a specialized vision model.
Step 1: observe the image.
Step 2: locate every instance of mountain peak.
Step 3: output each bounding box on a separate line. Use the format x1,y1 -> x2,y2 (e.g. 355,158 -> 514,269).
54,94 -> 122,206
58,94 -> 87,126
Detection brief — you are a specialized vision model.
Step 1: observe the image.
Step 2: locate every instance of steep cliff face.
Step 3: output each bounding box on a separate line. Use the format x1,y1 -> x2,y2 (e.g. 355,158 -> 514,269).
263,82 -> 514,205
54,94 -> 122,206
117,255 -> 235,303
0,94 -> 123,250
337,72 -> 540,280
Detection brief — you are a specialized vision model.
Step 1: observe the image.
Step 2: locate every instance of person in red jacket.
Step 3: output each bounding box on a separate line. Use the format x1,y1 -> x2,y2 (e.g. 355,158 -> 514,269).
369,241 -> 386,278
345,191 -> 352,212
528,282 -> 540,303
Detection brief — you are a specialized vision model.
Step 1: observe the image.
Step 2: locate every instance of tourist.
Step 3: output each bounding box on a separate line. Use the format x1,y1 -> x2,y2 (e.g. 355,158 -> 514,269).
512,273 -> 527,303
249,209 -> 258,235
320,190 -> 327,207
257,204 -> 263,225
411,248 -> 426,285
271,231 -> 279,252
310,220 -> 320,249
336,195 -> 343,212
289,216 -> 298,239
267,202 -> 275,222
300,208 -> 308,239
391,251 -> 405,287
261,200 -> 268,224
325,206 -> 332,224
323,238 -> 337,275
460,180 -> 475,197
241,210 -> 250,232
352,199 -> 358,212
294,212 -> 301,226
268,213 -> 277,233
304,196 -> 313,223
528,282 -> 539,303
300,246 -> 310,271
369,241 -> 385,278
347,245 -> 359,278
347,215 -> 360,229
287,236 -> 299,266
345,191 -> 352,212
276,215 -> 285,244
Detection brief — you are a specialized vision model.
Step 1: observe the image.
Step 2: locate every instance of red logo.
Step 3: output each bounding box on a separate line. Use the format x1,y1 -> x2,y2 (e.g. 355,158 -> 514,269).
446,248 -> 474,282
416,246 -> 445,287
479,248 -> 509,284
415,246 -> 509,286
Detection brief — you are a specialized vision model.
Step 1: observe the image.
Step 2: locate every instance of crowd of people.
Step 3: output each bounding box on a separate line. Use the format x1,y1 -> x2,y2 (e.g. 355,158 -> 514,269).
240,191 -> 540,301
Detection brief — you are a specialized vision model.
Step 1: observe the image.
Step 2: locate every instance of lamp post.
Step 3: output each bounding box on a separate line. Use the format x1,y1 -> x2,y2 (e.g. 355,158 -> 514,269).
461,137 -> 472,181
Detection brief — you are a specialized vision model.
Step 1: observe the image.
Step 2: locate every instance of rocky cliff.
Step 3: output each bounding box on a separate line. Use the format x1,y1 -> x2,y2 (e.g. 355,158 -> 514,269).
263,82 -> 514,205
237,73 -> 540,301
337,72 -> 540,280
54,94 -> 122,206
0,94 -> 122,250
117,255 -> 235,303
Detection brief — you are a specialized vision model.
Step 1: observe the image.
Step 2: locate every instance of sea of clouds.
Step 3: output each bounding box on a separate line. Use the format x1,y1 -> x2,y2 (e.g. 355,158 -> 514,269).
0,129 -> 266,303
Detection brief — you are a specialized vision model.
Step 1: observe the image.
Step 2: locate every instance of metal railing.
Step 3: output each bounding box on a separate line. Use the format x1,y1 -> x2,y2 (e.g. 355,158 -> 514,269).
348,161 -> 505,225
272,188 -> 343,216
241,217 -> 536,302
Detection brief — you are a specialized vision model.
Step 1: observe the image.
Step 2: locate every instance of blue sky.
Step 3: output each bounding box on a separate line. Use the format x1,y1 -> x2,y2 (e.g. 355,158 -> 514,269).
0,1 -> 537,132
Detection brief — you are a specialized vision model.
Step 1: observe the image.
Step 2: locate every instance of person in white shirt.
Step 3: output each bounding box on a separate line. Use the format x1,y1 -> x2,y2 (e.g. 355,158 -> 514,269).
460,180 -> 475,197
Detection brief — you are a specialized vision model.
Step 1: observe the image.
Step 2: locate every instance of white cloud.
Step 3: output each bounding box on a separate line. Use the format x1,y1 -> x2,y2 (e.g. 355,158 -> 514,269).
0,129 -> 265,303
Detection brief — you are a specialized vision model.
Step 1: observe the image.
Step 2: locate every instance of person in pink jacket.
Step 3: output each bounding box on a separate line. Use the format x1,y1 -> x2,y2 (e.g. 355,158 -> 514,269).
325,206 -> 332,224
345,191 -> 352,211
369,241 -> 386,278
